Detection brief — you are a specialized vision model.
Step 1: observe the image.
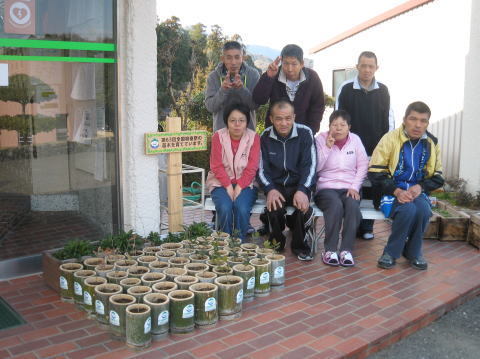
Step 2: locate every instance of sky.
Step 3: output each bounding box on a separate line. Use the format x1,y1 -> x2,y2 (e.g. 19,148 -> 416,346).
156,0 -> 408,54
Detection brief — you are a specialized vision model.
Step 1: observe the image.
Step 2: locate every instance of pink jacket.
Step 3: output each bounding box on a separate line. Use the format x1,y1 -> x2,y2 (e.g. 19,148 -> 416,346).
206,128 -> 259,193
315,131 -> 369,192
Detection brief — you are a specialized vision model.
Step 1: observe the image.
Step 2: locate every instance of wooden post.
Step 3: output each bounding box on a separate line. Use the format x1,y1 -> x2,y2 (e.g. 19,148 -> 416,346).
166,117 -> 183,232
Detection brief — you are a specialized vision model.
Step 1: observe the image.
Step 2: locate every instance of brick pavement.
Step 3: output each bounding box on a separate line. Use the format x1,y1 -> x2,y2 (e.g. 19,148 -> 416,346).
1,212 -> 480,358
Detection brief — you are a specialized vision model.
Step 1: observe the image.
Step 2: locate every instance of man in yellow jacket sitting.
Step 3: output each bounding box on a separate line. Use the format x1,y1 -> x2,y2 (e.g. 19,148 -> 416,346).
368,101 -> 444,270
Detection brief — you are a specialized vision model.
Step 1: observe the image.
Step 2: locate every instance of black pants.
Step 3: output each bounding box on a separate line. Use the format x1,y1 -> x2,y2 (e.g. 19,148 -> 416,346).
266,187 -> 312,254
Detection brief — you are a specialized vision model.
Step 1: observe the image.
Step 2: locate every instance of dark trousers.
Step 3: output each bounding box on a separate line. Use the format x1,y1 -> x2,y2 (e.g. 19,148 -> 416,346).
314,189 -> 362,252
266,186 -> 312,253
384,195 -> 432,259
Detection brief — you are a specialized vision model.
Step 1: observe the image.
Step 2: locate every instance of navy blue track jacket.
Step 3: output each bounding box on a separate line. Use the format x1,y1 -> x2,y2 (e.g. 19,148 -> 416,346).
257,123 -> 317,196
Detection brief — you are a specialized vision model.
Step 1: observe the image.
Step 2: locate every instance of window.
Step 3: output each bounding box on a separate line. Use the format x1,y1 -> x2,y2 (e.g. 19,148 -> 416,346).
332,68 -> 357,99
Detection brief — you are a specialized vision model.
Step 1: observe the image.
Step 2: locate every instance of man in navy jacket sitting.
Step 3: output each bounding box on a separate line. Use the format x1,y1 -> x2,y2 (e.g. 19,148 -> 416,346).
257,99 -> 317,260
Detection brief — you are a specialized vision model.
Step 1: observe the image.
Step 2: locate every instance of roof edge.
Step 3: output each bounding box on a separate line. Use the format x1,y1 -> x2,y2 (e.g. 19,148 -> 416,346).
309,0 -> 434,54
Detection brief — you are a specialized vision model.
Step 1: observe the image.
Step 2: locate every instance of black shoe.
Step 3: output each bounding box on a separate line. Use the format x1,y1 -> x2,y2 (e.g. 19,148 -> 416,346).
410,257 -> 428,270
257,225 -> 269,236
377,253 -> 396,269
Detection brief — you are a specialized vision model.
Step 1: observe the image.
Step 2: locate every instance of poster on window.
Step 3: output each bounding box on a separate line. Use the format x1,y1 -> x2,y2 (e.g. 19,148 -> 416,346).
4,0 -> 36,35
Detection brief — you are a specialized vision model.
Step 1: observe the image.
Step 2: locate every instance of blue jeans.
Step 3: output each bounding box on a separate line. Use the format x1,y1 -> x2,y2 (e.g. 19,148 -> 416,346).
211,186 -> 257,240
384,195 -> 432,259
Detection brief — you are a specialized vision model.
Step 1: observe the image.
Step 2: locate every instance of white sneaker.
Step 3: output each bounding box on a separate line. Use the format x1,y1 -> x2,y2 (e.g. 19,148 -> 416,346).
362,232 -> 374,240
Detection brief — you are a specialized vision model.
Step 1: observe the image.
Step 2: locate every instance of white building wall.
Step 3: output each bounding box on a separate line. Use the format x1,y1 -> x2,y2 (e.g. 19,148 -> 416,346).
459,0 -> 480,192
312,0 -> 471,127
117,0 -> 160,235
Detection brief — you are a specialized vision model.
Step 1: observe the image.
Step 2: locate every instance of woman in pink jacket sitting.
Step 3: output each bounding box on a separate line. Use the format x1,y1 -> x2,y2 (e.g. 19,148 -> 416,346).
314,110 -> 369,266
206,103 -> 260,241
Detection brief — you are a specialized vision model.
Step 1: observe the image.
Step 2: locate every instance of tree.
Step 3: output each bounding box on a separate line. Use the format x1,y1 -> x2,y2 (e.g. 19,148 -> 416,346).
0,74 -> 57,148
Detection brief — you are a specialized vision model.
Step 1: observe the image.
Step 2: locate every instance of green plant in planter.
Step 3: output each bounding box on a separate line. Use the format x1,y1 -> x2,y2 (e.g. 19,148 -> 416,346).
210,241 -> 227,264
263,239 -> 281,253
100,231 -> 145,253
147,231 -> 162,246
53,239 -> 95,260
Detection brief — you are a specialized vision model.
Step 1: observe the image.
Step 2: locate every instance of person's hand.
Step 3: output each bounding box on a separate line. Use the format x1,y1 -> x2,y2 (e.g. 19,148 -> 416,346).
326,132 -> 335,148
266,189 -> 285,212
346,188 -> 360,200
266,56 -> 281,78
226,185 -> 235,201
394,188 -> 414,203
407,184 -> 422,199
293,191 -> 309,213
231,73 -> 243,89
233,185 -> 242,200
221,75 -> 233,90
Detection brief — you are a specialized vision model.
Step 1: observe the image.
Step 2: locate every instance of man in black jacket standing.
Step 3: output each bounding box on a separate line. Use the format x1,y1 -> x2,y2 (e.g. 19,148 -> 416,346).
336,51 -> 394,240
257,100 -> 316,261
253,44 -> 325,134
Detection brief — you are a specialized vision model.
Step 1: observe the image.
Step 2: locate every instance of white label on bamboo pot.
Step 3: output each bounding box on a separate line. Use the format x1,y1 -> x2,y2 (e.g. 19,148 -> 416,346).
110,310 -> 120,326
204,297 -> 216,312
274,266 -> 284,279
83,292 -> 92,305
247,277 -> 255,289
95,300 -> 104,314
259,272 -> 270,284
59,276 -> 68,289
182,304 -> 194,318
158,310 -> 169,325
144,317 -> 152,334
236,289 -> 243,303
74,281 -> 82,295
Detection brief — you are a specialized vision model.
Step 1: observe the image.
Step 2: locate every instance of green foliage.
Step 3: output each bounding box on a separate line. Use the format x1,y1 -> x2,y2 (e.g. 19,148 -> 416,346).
100,230 -> 144,253
0,74 -> 57,114
263,238 -> 280,253
147,231 -> 162,246
441,178 -> 480,209
161,222 -> 213,243
0,114 -> 57,137
53,239 -> 95,260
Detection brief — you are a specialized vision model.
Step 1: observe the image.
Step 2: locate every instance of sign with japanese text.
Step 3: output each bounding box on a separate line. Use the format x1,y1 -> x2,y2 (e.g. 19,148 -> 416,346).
4,0 -> 36,35
145,130 -> 208,155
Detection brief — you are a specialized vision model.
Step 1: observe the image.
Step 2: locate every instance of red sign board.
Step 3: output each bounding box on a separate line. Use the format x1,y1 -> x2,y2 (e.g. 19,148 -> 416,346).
4,0 -> 36,35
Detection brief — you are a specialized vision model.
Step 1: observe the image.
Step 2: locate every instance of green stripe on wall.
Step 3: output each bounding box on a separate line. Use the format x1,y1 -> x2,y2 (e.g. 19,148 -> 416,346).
0,55 -> 115,63
0,38 -> 115,51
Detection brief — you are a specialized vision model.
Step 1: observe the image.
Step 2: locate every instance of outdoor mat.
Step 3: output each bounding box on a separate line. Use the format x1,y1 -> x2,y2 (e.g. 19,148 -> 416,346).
0,296 -> 26,330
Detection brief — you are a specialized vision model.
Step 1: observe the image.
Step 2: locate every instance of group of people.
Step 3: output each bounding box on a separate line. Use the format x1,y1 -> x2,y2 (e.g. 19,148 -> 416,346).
204,41 -> 444,270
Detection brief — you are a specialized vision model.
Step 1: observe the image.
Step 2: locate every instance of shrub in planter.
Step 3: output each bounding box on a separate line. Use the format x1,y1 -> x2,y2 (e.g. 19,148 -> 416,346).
126,303 -> 152,349
214,275 -> 243,320
109,294 -> 136,338
54,239 -> 95,261
168,290 -> 195,333
143,293 -> 170,339
189,282 -> 218,328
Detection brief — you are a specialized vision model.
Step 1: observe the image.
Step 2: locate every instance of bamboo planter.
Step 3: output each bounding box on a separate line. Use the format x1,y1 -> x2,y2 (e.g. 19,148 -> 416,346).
73,269 -> 96,306
156,250 -> 176,262
214,275 -> 243,320
95,264 -> 114,278
232,264 -> 255,301
174,275 -> 199,290
189,283 -> 218,328
106,254 -> 125,265
195,271 -> 217,284
126,304 -> 152,348
189,254 -> 209,264
42,249 -> 78,293
164,268 -> 187,282
59,263 -> 83,301
168,290 -> 195,333
141,272 -> 166,287
148,261 -> 170,273
168,257 -> 190,268
184,263 -> 209,276
255,248 -> 274,259
114,259 -> 138,271
127,266 -> 150,279
83,257 -> 105,271
94,283 -> 122,325
266,254 -> 285,287
137,256 -> 157,267
161,243 -> 183,252
83,276 -> 107,316
143,293 -> 170,339
127,285 -> 153,303
120,278 -> 142,293
250,258 -> 271,297
106,271 -> 128,285
109,294 -> 136,338
152,281 -> 178,295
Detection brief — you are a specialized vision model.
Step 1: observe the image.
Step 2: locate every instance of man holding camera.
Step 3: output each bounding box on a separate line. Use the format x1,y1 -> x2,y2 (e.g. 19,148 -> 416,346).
205,41 -> 260,131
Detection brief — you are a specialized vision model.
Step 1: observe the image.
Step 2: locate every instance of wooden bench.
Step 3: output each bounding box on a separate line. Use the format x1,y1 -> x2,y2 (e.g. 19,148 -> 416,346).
204,197 -> 385,257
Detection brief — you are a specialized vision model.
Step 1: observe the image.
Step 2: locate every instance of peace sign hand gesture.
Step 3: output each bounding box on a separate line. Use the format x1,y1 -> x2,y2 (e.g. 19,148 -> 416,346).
267,56 -> 281,78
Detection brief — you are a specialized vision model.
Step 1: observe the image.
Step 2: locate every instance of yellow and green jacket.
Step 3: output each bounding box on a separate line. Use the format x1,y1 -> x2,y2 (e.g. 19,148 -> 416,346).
368,125 -> 444,208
